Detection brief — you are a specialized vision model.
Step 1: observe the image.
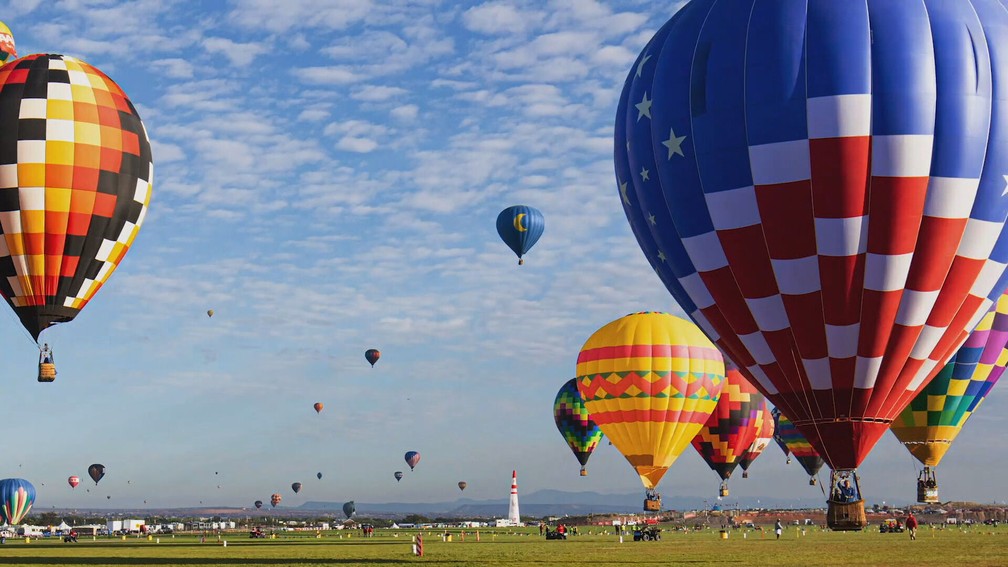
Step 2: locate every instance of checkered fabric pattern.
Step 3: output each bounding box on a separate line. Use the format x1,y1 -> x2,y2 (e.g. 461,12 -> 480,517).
616,1 -> 1008,469
0,54 -> 152,340
0,21 -> 15,64
690,368 -> 765,480
576,312 -> 725,490
553,378 -> 604,469
890,291 -> 1008,466
738,398 -> 774,473
771,407 -> 826,480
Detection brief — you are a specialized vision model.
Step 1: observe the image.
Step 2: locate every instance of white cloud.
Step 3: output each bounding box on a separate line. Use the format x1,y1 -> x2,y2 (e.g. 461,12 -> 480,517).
462,2 -> 541,35
151,58 -> 195,79
296,66 -> 360,85
351,85 -> 409,102
202,37 -> 270,68
390,104 -> 418,121
336,136 -> 379,153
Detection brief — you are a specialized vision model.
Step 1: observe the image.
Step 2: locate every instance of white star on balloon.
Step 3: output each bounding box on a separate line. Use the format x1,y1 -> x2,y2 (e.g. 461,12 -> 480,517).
657,250 -> 667,262
648,213 -> 656,225
662,128 -> 687,159
635,92 -> 652,121
620,180 -> 630,205
636,53 -> 652,78
1003,174 -> 1008,196
640,167 -> 650,181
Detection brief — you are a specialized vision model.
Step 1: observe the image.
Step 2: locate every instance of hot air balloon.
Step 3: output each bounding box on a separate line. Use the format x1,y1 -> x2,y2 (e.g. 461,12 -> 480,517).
365,349 -> 381,367
313,402 -> 323,414
772,408 -> 826,486
616,1 -> 1008,530
891,291 -> 1008,503
458,481 -> 467,492
270,493 -> 281,508
576,312 -> 725,511
342,501 -> 355,519
88,464 -> 105,485
0,478 -> 34,525
0,54 -> 154,373
404,451 -> 420,471
737,399 -> 774,479
690,367 -> 764,497
317,472 -> 323,480
553,378 -> 604,476
394,471 -> 403,482
496,205 -> 544,265
207,309 -> 214,318
67,475 -> 80,489
254,500 -> 263,509
291,482 -> 302,494
0,21 -> 16,64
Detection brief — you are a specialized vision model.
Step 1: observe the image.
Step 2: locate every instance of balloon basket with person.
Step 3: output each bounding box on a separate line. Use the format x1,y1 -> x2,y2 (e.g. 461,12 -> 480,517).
916,468 -> 939,504
37,343 -> 56,383
826,470 -> 867,531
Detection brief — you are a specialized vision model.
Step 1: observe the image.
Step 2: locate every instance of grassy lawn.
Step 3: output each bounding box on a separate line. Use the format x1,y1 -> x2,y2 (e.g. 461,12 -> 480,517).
0,525 -> 1004,566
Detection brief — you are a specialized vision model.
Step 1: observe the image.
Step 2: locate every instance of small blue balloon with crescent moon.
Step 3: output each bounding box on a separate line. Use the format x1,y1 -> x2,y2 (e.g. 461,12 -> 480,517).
496,205 -> 544,265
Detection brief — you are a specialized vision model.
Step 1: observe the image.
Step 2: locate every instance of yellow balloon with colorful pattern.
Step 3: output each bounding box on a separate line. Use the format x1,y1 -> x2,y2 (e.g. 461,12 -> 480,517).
576,311 -> 725,490
0,21 -> 15,65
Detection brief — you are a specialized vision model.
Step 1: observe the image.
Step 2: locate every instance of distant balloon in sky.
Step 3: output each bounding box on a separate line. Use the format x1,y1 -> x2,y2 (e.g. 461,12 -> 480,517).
254,500 -> 263,509
394,471 -> 403,482
313,402 -> 323,414
496,205 -> 544,265
0,478 -> 35,525
67,476 -> 80,489
738,399 -> 774,479
291,482 -> 302,494
0,54 -> 154,345
0,21 -> 15,64
458,481 -> 467,492
404,451 -> 420,471
207,309 -> 214,318
342,501 -> 355,519
317,472 -> 323,480
365,349 -> 381,367
88,464 -> 105,485
270,493 -> 281,508
772,408 -> 825,485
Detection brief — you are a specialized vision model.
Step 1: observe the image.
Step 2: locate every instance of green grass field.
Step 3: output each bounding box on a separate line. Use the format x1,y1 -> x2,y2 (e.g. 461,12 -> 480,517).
0,525 -> 1005,566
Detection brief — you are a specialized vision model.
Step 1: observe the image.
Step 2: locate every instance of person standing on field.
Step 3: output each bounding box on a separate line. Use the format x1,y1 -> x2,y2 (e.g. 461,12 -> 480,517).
774,519 -> 783,540
906,512 -> 918,540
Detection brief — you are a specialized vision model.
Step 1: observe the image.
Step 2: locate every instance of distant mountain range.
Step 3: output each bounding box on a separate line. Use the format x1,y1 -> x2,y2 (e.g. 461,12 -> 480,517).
298,489 -> 849,518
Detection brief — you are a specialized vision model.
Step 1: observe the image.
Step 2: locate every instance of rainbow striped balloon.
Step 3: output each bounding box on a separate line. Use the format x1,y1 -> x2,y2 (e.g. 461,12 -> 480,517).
576,312 -> 725,490
553,378 -> 603,474
0,478 -> 35,525
738,397 -> 774,476
691,368 -> 765,481
890,292 -> 1008,467
772,408 -> 825,481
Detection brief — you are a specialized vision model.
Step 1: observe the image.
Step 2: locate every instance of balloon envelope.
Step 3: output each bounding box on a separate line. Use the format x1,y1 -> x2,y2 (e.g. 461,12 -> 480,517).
67,475 -> 80,489
0,54 -> 154,341
254,500 -> 263,509
404,451 -> 420,471
738,399 -> 774,473
554,378 -> 603,472
207,309 -> 214,318
0,21 -> 15,64
690,367 -> 765,481
458,481 -> 467,492
291,482 -> 302,494
496,205 -> 544,264
772,408 -> 825,480
365,349 -> 381,367
394,471 -> 403,482
270,493 -> 281,507
0,478 -> 35,525
313,402 -> 323,414
891,292 -> 1008,467
88,464 -> 105,485
342,501 -> 355,518
616,1 -> 1008,470
576,311 -> 725,489
317,472 -> 322,480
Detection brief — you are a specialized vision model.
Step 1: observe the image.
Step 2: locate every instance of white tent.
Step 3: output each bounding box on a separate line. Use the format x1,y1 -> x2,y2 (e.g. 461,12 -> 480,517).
57,521 -> 71,532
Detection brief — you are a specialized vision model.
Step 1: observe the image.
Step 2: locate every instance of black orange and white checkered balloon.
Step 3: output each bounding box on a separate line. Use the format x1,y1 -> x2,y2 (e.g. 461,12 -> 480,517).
0,54 -> 153,340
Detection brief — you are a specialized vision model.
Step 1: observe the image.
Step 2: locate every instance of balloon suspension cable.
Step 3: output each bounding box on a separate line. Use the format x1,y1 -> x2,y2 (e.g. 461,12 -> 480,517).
0,302 -> 41,346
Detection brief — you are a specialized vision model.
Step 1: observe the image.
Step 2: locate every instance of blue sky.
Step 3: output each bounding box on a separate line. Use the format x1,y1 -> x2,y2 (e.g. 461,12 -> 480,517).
0,0 -> 1004,512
